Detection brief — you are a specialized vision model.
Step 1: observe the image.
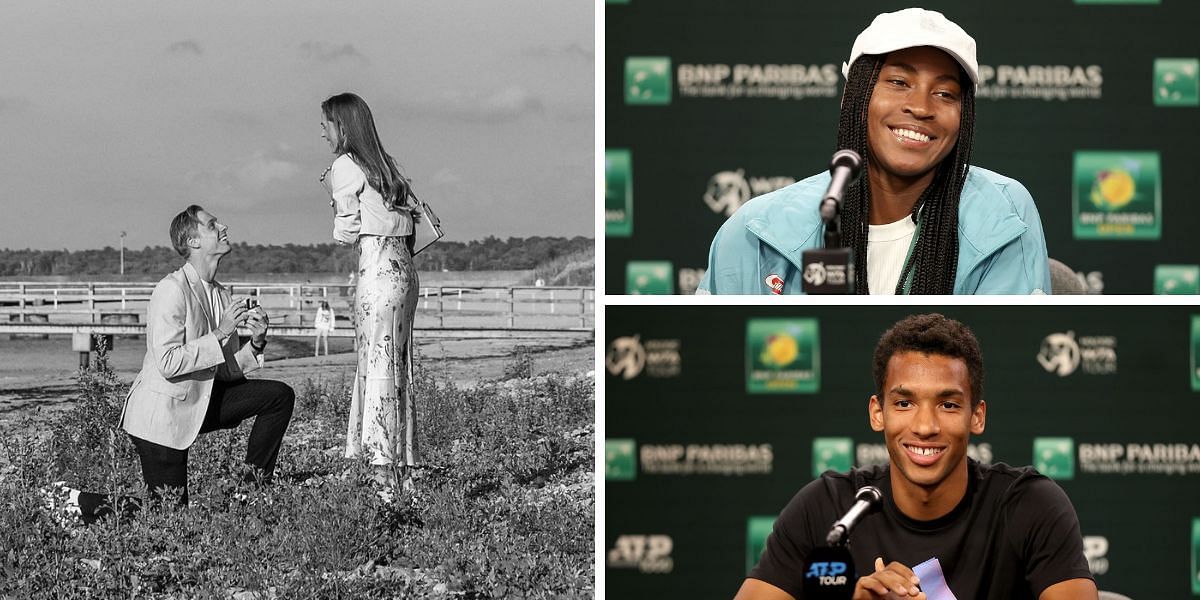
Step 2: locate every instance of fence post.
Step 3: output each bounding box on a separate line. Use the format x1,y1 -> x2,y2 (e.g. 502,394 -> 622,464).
19,283 -> 26,319
89,283 -> 96,323
550,290 -> 556,314
439,287 -> 445,328
507,288 -> 515,328
580,288 -> 587,329
456,289 -> 462,311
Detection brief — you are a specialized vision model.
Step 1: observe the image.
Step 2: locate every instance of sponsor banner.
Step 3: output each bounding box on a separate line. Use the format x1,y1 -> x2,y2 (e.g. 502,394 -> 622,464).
977,64 -> 1103,101
625,56 -> 672,105
746,516 -> 776,574
677,63 -> 839,101
703,169 -> 795,217
606,438 -> 637,481
1193,316 -> 1200,392
1154,58 -> 1199,106
1082,536 -> 1110,576
1072,151 -> 1161,240
1079,442 -> 1200,475
1037,331 -> 1117,376
639,443 -> 773,476
606,335 -> 681,380
608,534 -> 674,574
677,267 -> 705,296
606,149 -> 633,237
812,437 -> 853,477
627,261 -> 675,294
746,318 -> 820,394
1193,519 -> 1200,594
1154,265 -> 1200,294
1034,437 -> 1076,480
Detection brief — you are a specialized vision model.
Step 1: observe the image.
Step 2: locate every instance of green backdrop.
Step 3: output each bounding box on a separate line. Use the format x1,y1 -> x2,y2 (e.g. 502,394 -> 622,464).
605,305 -> 1200,598
605,1 -> 1200,294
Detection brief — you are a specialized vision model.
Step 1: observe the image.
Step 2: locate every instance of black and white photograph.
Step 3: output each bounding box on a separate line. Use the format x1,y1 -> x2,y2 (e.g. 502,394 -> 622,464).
0,2 -> 594,598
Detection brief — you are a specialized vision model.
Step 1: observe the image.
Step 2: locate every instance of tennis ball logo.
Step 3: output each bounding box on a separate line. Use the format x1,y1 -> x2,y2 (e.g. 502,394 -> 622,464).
1089,169 -> 1135,210
761,334 -> 799,367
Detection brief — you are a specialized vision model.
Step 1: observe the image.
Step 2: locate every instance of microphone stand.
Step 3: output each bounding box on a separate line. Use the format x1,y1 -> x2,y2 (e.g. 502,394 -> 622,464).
801,151 -> 860,294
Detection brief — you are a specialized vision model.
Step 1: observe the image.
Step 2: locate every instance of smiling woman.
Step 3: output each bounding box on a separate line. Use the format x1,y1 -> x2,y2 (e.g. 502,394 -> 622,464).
698,8 -> 1052,295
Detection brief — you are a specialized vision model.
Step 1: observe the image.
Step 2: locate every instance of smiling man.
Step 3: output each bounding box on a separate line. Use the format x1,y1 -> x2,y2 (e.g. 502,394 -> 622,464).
734,314 -> 1096,600
49,206 -> 296,524
698,9 -> 1050,295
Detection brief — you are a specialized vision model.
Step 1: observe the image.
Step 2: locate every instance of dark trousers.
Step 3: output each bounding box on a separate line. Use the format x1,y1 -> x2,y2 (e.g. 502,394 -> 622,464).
79,378 -> 294,522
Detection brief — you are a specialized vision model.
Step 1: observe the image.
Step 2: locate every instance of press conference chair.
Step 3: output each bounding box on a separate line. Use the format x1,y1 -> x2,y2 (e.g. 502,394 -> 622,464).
1048,258 -> 1087,294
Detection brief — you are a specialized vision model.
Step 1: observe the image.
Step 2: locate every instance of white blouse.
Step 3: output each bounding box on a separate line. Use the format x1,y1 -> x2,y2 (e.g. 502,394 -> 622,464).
330,154 -> 413,243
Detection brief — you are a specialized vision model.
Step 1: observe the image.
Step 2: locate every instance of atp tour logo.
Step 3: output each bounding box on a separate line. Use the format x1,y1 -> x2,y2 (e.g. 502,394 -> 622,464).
606,336 -> 646,380
1037,332 -> 1080,376
1038,331 -> 1117,376
607,535 -> 674,574
803,263 -> 827,287
805,561 -> 848,587
764,274 -> 785,295
703,170 -> 795,217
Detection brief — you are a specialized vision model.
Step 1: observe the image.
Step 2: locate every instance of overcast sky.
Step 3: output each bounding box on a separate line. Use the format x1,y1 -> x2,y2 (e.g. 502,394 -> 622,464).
0,1 -> 593,250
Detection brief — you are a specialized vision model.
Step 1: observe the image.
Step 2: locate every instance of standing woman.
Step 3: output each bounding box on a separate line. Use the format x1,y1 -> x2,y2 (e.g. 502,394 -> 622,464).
320,92 -> 420,491
312,300 -> 335,357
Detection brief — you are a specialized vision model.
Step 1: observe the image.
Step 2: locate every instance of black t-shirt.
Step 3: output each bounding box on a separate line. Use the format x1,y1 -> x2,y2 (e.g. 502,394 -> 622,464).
749,460 -> 1093,600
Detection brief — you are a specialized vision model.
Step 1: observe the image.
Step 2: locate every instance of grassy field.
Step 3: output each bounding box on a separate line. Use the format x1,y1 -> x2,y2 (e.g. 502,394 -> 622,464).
0,348 -> 594,599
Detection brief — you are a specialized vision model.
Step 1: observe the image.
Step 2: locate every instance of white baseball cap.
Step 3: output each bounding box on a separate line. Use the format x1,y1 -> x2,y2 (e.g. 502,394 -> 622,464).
842,8 -> 979,89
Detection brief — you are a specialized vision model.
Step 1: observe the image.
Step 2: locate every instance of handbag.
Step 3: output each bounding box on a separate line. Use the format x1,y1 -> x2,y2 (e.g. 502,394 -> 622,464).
407,184 -> 444,255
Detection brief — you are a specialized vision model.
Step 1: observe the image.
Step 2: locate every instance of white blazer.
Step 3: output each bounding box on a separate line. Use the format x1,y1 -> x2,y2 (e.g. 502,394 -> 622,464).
119,263 -> 262,450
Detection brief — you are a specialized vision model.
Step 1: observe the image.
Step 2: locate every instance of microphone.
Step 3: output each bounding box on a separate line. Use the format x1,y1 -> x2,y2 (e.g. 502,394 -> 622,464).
821,149 -> 863,217
826,486 -> 883,546
801,149 -> 863,295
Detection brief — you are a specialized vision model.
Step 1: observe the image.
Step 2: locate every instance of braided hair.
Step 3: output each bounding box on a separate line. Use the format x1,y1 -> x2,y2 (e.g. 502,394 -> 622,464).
836,54 -> 976,294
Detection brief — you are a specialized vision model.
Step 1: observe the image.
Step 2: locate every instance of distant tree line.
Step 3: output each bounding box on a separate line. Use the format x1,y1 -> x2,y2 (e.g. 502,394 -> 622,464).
0,236 -> 593,276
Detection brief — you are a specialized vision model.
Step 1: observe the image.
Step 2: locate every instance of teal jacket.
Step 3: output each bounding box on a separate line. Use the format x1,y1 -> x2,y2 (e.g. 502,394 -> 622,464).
696,166 -> 1051,295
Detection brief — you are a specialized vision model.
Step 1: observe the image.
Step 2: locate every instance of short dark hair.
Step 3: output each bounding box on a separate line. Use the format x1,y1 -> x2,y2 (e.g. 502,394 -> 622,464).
169,205 -> 206,257
873,313 -> 984,407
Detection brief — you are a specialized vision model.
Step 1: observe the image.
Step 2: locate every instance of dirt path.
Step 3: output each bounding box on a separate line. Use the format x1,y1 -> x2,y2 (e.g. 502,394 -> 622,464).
0,334 -> 594,426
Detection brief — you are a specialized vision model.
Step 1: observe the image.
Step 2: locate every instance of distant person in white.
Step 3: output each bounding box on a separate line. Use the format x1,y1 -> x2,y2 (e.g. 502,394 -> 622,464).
313,300 -> 335,357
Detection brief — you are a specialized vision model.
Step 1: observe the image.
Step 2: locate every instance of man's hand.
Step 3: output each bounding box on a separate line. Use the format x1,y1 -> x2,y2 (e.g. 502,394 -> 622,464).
852,558 -> 925,600
245,307 -> 269,346
216,299 -> 250,340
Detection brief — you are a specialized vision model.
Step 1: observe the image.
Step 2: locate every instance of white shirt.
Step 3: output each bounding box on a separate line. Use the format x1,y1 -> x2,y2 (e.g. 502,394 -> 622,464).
199,279 -> 222,326
866,216 -> 917,295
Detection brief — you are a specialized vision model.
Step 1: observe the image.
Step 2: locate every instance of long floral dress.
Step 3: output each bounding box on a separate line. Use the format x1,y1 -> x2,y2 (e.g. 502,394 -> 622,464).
346,235 -> 420,466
